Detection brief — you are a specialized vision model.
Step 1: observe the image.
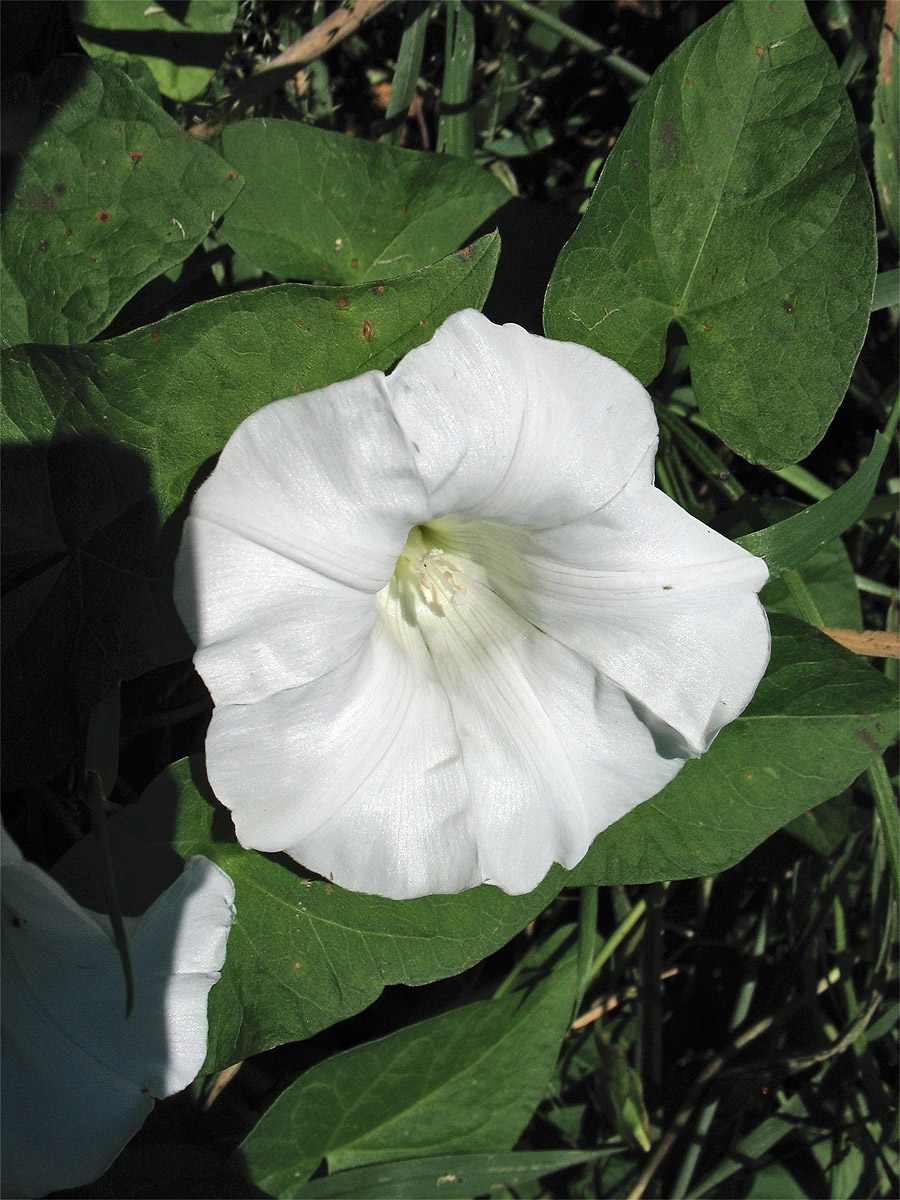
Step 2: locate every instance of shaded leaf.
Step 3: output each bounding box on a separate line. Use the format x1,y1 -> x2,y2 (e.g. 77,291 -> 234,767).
52,752 -> 566,1073
569,614 -> 898,886
235,949 -> 575,1195
72,0 -> 238,103
872,1 -> 899,244
1,58 -> 243,347
0,236 -> 500,787
544,0 -> 875,467
290,1150 -> 605,1200
218,119 -> 509,283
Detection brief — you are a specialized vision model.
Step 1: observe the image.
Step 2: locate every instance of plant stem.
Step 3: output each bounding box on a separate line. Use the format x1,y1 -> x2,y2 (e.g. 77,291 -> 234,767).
574,886 -> 599,1020
868,755 -> 900,905
504,0 -> 652,86
588,897 -> 647,985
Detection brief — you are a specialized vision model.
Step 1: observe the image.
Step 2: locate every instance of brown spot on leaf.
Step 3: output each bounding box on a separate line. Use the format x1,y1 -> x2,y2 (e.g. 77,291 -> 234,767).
351,258 -> 358,269
150,329 -> 160,341
855,726 -> 881,754
782,299 -> 793,314
53,183 -> 66,197
129,147 -> 149,164
65,229 -> 72,237
756,46 -> 764,58
363,319 -> 372,341
458,245 -> 471,259
373,284 -> 385,294
114,124 -> 121,132
659,117 -> 680,165
96,211 -> 111,223
228,170 -> 239,181
336,297 -> 348,309
19,187 -> 58,215
685,76 -> 692,86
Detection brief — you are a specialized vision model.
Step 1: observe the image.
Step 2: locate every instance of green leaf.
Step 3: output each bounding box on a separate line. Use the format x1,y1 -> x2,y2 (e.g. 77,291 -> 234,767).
291,1151 -> 606,1199
0,58 -> 243,347
569,614 -> 898,887
737,432 -> 890,580
72,0 -> 238,102
594,1037 -> 651,1152
872,269 -> 899,311
783,791 -> 861,858
0,236 -> 500,787
759,523 -> 862,628
438,1 -> 476,158
380,4 -> 431,146
872,3 -> 899,244
235,950 -> 575,1196
218,120 -> 509,283
190,757 -> 565,1072
543,0 -> 875,468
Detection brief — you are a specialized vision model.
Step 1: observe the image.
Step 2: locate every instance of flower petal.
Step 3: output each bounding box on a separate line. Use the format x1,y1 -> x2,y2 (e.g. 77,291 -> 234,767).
381,573 -> 682,894
206,623 -> 481,897
178,517 -> 375,705
178,310 -> 770,900
386,309 -> 658,525
179,370 -> 428,597
1,831 -> 235,1198
440,450 -> 770,756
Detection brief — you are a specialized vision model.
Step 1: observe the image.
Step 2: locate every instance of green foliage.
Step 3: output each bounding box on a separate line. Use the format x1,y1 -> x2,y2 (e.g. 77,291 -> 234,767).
72,0 -> 237,102
2,3 -> 897,1199
290,1150 -> 606,1199
544,0 -> 875,467
237,940 -> 575,1194
1,236 -> 500,787
737,431 -> 891,579
569,615 -> 896,886
872,4 -> 899,245
218,119 -> 509,283
162,755 -> 565,1071
0,58 -> 243,347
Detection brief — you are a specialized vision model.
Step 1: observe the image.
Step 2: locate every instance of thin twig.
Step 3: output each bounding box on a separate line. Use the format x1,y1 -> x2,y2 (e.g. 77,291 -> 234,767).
189,0 -> 395,139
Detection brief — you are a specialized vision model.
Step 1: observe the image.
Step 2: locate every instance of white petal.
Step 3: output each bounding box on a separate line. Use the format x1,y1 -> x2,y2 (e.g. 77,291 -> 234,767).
386,309 -> 658,525
206,622 -> 480,896
177,370 -> 428,599
178,517 -> 375,705
178,311 -> 770,900
384,572 -> 682,894
442,452 -> 770,755
1,835 -> 235,1198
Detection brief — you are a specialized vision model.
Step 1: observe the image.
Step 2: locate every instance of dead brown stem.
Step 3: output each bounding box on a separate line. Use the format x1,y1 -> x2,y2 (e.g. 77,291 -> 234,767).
188,0 -> 395,140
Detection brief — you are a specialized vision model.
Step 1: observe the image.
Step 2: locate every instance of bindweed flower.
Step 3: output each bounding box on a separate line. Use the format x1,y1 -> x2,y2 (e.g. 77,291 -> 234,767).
175,310 -> 770,900
1,827 -> 236,1198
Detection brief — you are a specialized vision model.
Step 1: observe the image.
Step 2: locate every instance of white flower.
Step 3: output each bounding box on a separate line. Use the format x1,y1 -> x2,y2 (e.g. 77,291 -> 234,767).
1,827 -> 236,1199
175,310 -> 769,900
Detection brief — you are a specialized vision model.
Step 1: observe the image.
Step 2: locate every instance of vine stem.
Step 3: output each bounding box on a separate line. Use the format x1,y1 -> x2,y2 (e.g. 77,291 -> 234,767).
868,756 -> 900,904
504,0 -> 651,86
574,886 -> 599,1021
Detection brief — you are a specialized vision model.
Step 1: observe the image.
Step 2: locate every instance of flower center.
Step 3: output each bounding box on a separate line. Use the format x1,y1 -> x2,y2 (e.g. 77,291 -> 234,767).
382,523 -> 470,621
